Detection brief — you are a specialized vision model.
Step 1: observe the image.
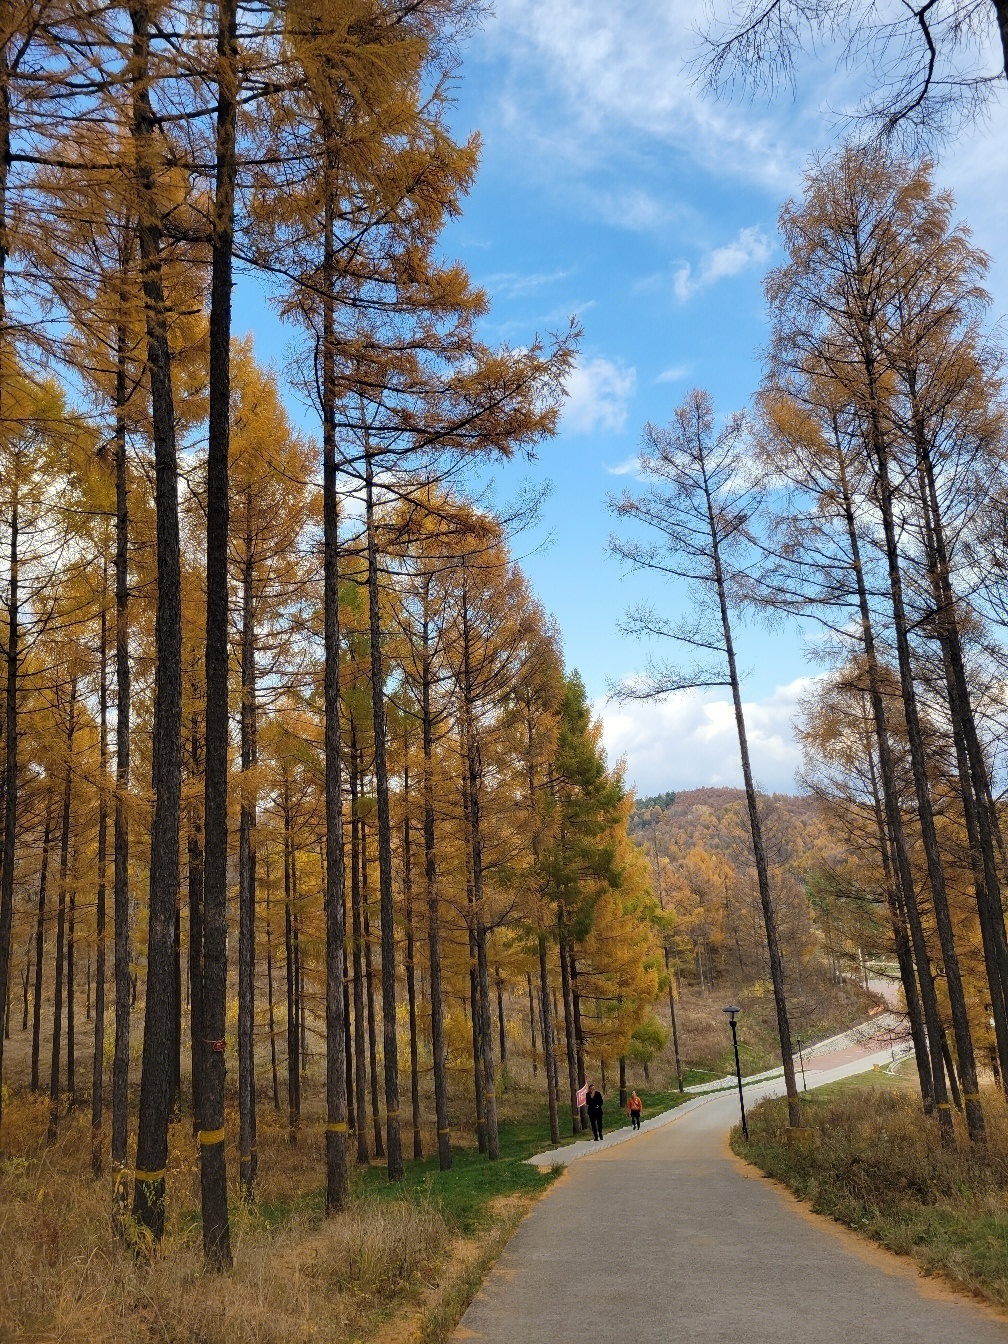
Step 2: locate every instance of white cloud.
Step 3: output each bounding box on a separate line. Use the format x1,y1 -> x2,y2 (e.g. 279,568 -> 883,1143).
673,226 -> 772,301
603,454 -> 640,476
482,268 -> 572,299
485,0 -> 804,190
597,676 -> 817,795
655,363 -> 689,384
563,356 -> 636,434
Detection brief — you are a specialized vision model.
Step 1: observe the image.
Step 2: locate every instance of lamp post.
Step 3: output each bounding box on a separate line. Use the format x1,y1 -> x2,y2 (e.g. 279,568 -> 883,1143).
723,1005 -> 748,1141
796,1035 -> 807,1091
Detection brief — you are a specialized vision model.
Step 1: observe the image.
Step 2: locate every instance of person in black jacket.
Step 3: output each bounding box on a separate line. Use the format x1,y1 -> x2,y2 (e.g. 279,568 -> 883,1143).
586,1084 -> 605,1140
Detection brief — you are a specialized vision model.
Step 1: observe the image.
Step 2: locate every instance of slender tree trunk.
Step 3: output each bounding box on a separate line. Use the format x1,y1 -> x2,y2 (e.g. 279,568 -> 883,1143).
112,313 -> 132,1178
0,487 -> 16,1128
363,439 -> 403,1182
238,511 -> 257,1202
187,703 -> 204,1134
557,908 -> 581,1135
320,180 -> 349,1210
343,878 -> 355,1137
361,811 -> 384,1159
460,586 -> 499,1160
496,966 -> 508,1073
194,0 -> 239,1266
349,732 -> 369,1161
700,443 -> 800,1128
462,775 -> 487,1153
836,435 -> 943,1127
865,384 -> 984,1142
538,936 -> 560,1145
421,602 -> 451,1170
171,904 -> 181,1116
862,702 -> 933,1109
283,787 -> 298,1143
31,786 -> 54,1092
0,32 -> 14,1135
403,754 -> 422,1161
48,679 -> 77,1143
67,860 -> 76,1104
265,847 -> 279,1110
527,971 -> 538,1077
570,949 -> 588,1129
915,419 -> 1008,1094
129,1 -> 185,1242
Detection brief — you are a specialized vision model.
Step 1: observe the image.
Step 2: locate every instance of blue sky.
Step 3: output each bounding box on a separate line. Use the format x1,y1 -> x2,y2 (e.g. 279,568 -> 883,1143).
237,2 -> 1008,799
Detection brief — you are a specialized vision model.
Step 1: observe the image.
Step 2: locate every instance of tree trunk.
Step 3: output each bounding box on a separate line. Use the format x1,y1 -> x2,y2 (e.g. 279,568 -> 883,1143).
538,936 -> 560,1145
700,442 -> 800,1128
238,511 -> 257,1202
462,775 -> 487,1153
194,0 -> 239,1267
129,0 -> 185,1244
862,702 -> 934,1110
570,948 -> 588,1129
0,486 -> 16,1127
31,786 -> 54,1092
112,312 -> 132,1177
363,439 -> 403,1181
557,909 -> 581,1135
835,433 -> 943,1127
48,678 -> 77,1143
349,731 -> 369,1161
496,966 -> 507,1073
265,847 -> 279,1110
527,971 -> 538,1077
421,600 -> 451,1170
67,859 -> 76,1103
619,1056 -> 627,1108
283,786 -> 299,1142
320,181 -> 349,1209
187,703 -> 204,1134
460,583 -> 498,1160
403,753 -> 422,1161
915,419 -> 1008,1094
343,861 -> 355,1136
866,386 -> 983,1142
361,810 -> 384,1159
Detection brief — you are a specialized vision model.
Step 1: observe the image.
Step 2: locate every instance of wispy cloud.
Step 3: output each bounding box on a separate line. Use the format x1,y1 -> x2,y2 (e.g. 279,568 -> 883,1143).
655,363 -> 689,384
482,267 -> 572,300
674,226 -> 772,301
563,356 -> 636,434
603,454 -> 641,476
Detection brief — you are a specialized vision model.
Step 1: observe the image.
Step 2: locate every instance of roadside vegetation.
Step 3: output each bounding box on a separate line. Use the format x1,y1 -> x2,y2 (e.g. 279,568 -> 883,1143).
0,1071 -> 694,1343
733,1080 -> 1008,1308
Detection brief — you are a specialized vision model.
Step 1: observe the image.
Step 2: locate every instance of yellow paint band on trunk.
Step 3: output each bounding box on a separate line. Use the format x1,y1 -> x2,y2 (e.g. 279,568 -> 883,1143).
326,1122 -> 348,1134
199,1127 -> 226,1146
134,1169 -> 165,1184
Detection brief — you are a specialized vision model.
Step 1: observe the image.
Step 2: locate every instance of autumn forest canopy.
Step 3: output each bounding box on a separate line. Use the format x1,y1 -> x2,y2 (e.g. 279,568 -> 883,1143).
4,0 -> 1008,1329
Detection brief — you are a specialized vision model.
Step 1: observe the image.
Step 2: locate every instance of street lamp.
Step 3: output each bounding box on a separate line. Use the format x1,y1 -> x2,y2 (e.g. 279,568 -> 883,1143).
796,1035 -> 807,1091
723,1005 -> 748,1141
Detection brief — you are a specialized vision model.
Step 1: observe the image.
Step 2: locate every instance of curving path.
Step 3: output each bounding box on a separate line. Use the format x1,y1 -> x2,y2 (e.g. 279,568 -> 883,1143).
455,1039 -> 1008,1342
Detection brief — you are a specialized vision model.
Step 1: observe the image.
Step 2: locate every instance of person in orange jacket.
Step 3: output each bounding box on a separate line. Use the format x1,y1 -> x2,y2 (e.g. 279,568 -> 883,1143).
628,1090 -> 643,1131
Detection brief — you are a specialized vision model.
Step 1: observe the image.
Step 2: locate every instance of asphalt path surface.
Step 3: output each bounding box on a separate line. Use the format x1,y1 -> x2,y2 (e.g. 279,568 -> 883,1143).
455,1036 -> 1008,1342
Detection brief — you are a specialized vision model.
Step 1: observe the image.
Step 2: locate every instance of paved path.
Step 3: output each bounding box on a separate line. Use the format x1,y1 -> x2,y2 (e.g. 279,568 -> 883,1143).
455,1041 -> 1008,1342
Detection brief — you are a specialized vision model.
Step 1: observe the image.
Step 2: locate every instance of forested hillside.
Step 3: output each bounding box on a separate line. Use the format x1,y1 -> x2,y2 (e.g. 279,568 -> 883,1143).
630,788 -> 883,1077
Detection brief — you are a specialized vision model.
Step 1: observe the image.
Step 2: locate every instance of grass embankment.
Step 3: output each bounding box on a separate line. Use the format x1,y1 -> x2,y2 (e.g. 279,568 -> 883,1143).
0,1082 -> 686,1343
732,1077 -> 1008,1308
670,978 -> 881,1087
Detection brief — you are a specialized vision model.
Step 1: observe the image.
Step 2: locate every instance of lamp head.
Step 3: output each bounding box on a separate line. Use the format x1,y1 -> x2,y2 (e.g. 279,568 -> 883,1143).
723,1005 -> 740,1024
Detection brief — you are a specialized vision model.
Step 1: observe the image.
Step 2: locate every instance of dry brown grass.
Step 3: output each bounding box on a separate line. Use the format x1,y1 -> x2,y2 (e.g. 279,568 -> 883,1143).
0,1093 -> 451,1343
737,1080 -> 1008,1306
